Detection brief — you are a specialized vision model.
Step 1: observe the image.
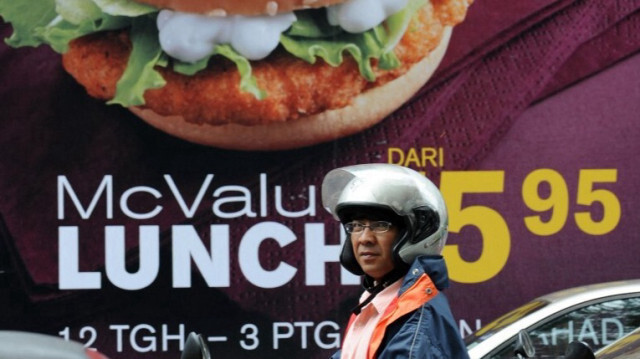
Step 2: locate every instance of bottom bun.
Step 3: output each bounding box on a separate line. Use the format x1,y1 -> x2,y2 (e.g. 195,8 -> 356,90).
130,27 -> 452,151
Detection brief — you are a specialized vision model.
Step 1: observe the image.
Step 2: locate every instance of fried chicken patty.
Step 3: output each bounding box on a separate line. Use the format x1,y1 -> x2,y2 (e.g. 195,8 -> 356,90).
62,0 -> 471,126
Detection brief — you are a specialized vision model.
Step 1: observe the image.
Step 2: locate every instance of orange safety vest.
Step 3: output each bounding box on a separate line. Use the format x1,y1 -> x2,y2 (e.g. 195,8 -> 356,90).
343,273 -> 440,359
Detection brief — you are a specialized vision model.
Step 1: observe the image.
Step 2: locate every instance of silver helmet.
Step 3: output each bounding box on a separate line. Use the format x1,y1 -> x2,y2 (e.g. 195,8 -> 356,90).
322,164 -> 448,274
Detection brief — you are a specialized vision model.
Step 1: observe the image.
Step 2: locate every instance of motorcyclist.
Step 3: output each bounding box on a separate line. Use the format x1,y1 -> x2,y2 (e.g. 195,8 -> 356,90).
321,163 -> 469,359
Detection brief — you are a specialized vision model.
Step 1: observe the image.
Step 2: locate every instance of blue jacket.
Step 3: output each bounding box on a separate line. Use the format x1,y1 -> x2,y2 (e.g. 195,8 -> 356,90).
332,255 -> 469,359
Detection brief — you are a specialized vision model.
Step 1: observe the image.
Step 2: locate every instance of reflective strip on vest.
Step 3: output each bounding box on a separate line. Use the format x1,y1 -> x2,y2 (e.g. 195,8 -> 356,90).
367,274 -> 439,359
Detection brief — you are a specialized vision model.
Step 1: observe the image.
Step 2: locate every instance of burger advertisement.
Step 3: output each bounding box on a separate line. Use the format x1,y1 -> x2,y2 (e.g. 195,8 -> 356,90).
1,0 -> 639,357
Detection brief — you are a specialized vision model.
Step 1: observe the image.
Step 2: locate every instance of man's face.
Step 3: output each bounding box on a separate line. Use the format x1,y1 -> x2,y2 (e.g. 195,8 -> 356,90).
348,219 -> 398,281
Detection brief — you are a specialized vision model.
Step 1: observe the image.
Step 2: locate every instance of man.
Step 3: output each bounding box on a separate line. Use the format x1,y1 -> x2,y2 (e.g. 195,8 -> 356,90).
321,163 -> 469,359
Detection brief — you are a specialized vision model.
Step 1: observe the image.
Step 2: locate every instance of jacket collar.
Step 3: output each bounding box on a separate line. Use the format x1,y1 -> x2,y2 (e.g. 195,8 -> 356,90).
399,255 -> 450,295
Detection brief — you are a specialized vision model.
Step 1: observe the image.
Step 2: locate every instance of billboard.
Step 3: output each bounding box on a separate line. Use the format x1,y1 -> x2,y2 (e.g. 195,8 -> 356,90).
1,0 -> 639,358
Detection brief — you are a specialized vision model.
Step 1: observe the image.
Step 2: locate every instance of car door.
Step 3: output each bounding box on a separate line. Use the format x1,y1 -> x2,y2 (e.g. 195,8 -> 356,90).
485,296 -> 640,358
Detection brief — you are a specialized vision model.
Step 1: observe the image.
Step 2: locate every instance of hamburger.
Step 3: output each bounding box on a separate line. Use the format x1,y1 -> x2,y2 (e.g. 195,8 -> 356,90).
0,0 -> 472,150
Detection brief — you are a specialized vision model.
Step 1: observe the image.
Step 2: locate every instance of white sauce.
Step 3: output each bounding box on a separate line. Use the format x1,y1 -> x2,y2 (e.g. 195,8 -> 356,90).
157,0 -> 409,63
326,0 -> 409,33
157,10 -> 296,62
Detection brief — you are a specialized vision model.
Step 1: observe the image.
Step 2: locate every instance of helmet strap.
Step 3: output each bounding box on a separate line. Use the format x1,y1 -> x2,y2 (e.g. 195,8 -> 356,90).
351,265 -> 407,315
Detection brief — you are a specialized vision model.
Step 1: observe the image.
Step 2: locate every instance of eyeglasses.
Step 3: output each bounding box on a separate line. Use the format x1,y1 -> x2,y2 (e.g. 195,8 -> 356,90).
344,221 -> 393,234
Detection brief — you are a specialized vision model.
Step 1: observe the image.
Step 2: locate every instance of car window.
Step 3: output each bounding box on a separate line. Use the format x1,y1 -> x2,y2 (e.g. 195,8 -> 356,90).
596,327 -> 640,358
465,300 -> 549,349
487,296 -> 640,358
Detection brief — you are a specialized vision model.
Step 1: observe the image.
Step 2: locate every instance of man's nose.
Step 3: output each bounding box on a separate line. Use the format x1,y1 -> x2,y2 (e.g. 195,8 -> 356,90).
356,227 -> 376,243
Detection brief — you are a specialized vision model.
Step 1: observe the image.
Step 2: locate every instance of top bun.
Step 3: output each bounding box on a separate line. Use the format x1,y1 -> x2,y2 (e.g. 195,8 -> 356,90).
135,0 -> 346,15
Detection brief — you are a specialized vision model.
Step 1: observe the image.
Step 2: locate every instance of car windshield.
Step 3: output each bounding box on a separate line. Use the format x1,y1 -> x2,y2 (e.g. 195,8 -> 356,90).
464,299 -> 549,349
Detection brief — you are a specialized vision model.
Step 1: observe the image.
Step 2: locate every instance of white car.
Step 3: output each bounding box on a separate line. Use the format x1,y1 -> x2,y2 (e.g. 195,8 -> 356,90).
595,325 -> 640,358
0,331 -> 109,359
464,280 -> 640,358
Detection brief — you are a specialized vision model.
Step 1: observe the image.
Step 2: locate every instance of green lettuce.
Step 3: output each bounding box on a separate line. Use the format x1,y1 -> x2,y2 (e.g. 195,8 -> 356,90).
281,24 -> 399,82
0,1 -> 58,48
281,0 -> 425,79
1,0 -> 424,107
0,0 -> 131,53
107,16 -> 166,106
55,0 -> 103,25
91,0 -> 157,16
172,45 -> 267,100
383,0 -> 426,53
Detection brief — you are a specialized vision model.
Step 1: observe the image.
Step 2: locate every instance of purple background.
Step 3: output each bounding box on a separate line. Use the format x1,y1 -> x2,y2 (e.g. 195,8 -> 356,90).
1,0 -> 640,357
